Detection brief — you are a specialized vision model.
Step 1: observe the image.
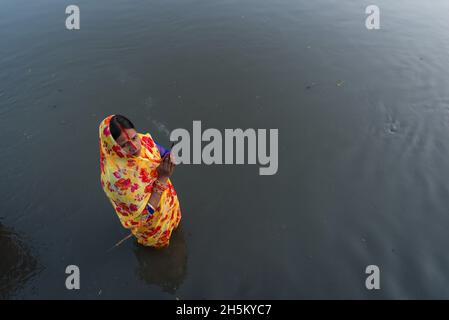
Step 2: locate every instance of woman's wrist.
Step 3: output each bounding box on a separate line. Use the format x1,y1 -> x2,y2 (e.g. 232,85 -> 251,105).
147,202 -> 156,214
153,176 -> 168,194
157,176 -> 168,184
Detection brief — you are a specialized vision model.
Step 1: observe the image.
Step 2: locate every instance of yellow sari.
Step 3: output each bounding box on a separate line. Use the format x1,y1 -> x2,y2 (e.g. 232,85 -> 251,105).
99,115 -> 181,248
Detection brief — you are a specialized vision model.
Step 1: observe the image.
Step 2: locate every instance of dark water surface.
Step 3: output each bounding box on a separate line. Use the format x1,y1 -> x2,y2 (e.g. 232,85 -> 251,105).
1,0 -> 449,299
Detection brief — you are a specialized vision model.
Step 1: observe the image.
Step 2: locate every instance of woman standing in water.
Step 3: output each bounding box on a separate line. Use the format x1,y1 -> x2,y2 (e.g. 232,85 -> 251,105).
99,115 -> 181,248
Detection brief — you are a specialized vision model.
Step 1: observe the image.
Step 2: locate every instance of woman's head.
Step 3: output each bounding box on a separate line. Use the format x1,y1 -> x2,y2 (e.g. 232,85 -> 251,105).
109,115 -> 141,156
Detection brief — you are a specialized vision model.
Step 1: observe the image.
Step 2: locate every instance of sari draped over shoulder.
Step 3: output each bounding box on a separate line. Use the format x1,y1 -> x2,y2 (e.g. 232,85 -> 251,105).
99,115 -> 181,248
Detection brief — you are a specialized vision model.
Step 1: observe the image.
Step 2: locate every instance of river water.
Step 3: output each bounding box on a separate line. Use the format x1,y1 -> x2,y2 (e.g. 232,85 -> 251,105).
1,0 -> 449,299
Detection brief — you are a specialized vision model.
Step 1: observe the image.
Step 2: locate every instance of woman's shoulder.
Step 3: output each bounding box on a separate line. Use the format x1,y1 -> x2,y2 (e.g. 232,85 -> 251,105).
138,132 -> 153,140
139,132 -> 156,149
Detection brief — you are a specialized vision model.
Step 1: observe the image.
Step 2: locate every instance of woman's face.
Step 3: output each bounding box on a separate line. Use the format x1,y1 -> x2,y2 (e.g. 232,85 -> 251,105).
116,128 -> 141,156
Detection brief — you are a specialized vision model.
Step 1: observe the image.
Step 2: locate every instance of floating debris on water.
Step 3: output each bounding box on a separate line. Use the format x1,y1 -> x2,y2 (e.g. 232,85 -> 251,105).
389,123 -> 399,133
305,82 -> 318,90
386,119 -> 400,134
336,80 -> 345,87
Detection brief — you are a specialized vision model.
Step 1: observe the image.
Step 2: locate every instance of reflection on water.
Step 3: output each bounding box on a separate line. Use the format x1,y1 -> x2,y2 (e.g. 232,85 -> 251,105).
0,223 -> 41,299
133,227 -> 187,294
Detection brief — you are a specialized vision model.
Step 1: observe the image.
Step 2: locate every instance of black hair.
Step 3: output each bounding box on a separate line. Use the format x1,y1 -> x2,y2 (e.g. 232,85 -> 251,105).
110,115 -> 135,141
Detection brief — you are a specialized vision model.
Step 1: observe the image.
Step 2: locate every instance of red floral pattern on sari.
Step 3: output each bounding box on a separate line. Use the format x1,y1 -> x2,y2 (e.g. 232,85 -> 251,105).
115,178 -> 131,190
112,145 -> 125,158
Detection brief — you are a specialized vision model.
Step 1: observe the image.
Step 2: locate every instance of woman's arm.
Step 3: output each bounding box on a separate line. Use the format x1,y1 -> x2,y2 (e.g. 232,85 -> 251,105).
148,176 -> 168,209
147,153 -> 175,210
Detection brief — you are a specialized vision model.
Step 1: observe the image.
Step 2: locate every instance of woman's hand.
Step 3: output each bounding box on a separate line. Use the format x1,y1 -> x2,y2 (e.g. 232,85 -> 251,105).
156,153 -> 175,182
147,153 -> 175,213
